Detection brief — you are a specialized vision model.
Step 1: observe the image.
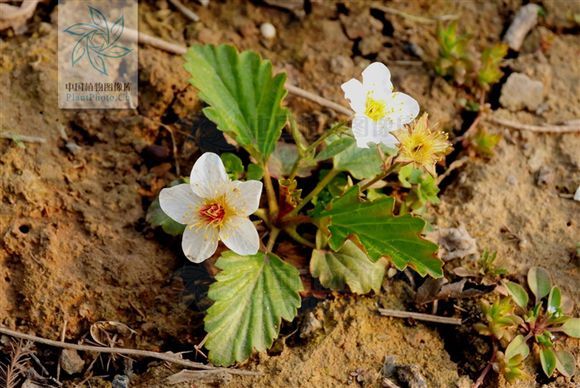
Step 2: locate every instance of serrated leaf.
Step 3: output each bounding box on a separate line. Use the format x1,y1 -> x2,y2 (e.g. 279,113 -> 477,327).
561,317 -> 580,338
317,187 -> 442,277
311,240 -> 386,294
527,267 -> 551,302
505,334 -> 529,360
504,281 -> 529,309
146,197 -> 186,236
184,44 -> 288,164
204,251 -> 302,366
540,346 -> 557,377
555,350 -> 576,377
330,135 -> 395,179
220,152 -> 244,179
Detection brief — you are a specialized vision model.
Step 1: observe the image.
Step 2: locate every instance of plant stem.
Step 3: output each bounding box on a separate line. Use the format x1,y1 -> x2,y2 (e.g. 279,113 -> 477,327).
263,166 -> 279,220
284,227 -> 315,248
473,342 -> 498,388
360,162 -> 399,191
284,169 -> 340,220
266,227 -> 281,252
288,122 -> 348,181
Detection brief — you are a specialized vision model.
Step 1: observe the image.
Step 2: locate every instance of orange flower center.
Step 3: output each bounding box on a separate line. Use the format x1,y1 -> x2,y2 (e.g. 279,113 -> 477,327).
199,202 -> 226,225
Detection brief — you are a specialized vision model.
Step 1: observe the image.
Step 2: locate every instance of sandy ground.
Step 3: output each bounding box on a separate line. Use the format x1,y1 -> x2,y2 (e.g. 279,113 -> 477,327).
0,0 -> 578,387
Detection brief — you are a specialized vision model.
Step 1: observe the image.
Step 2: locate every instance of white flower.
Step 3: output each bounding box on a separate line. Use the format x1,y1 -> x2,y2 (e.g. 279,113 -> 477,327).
159,152 -> 263,263
341,62 -> 420,148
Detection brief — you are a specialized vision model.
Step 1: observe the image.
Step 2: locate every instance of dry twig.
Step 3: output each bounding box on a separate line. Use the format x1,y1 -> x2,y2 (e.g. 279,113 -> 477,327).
0,339 -> 35,388
378,308 -> 462,325
487,116 -> 580,133
0,132 -> 47,144
372,4 -> 458,24
0,326 -> 258,376
168,0 -> 200,22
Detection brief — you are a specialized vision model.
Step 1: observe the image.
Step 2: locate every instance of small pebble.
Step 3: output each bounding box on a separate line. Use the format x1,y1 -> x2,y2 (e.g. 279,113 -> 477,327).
60,349 -> 85,375
260,22 -> 276,39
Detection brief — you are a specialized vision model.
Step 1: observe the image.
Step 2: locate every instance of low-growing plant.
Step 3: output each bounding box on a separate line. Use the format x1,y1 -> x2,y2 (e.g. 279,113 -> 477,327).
475,266 -> 579,383
148,44 -> 452,366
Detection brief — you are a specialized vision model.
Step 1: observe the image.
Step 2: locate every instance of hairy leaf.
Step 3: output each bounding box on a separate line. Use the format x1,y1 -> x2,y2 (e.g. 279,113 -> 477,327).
539,346 -> 557,377
204,251 -> 302,366
317,187 -> 442,277
311,240 -> 386,294
527,267 -> 551,302
184,44 -> 288,164
504,281 -> 529,309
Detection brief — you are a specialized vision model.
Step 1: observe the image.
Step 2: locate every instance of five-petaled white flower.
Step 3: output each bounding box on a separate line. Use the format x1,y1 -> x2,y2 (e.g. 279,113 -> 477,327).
341,62 -> 420,148
159,152 -> 262,263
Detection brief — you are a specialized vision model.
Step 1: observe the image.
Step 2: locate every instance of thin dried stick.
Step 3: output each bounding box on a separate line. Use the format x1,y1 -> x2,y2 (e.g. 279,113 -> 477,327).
0,326 -> 258,376
437,157 -> 469,184
487,116 -> 580,133
378,308 -> 462,325
168,0 -> 200,22
0,132 -> 47,143
0,0 -> 39,21
131,30 -> 355,116
372,4 -> 458,24
158,123 -> 181,176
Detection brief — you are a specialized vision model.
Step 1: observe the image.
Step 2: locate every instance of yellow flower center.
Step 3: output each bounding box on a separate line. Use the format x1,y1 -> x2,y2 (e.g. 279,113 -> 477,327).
365,95 -> 387,121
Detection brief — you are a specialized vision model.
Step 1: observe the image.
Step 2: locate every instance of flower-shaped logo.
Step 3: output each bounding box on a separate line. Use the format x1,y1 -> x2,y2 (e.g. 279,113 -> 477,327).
64,6 -> 131,75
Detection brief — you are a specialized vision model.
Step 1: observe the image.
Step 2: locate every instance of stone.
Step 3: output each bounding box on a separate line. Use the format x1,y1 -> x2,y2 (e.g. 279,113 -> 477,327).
260,23 -> 276,39
112,375 -> 130,388
500,73 -> 544,111
60,349 -> 85,375
329,55 -> 354,76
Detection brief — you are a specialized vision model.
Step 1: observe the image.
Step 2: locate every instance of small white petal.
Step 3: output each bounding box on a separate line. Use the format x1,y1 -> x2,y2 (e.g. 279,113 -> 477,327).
341,78 -> 365,113
362,62 -> 393,94
219,216 -> 260,255
389,92 -> 420,125
159,184 -> 202,224
229,180 -> 263,216
352,114 -> 399,148
182,226 -> 219,263
574,186 -> 580,201
189,152 -> 230,198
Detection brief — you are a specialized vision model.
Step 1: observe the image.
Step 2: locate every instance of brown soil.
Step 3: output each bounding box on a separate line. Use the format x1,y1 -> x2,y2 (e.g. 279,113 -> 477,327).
1,0 -> 578,387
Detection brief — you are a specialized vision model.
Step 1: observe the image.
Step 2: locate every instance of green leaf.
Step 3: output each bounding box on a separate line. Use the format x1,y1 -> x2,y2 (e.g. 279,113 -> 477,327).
267,142 -> 315,178
527,267 -> 551,302
547,286 -> 561,313
204,251 -> 303,366
555,350 -> 576,377
311,240 -> 386,294
184,44 -> 288,164
246,163 -> 264,180
316,136 -> 354,161
504,281 -> 529,309
317,187 -> 442,277
561,317 -> 580,338
330,135 -> 395,180
146,197 -> 186,236
220,152 -> 244,179
505,334 -> 529,360
540,346 -> 557,377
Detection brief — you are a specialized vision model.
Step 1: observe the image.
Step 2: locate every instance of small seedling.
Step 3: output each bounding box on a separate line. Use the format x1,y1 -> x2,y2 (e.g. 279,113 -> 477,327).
475,266 -> 579,382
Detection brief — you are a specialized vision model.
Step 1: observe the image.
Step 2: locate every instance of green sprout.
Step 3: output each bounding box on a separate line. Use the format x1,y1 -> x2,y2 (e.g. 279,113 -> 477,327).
476,267 -> 579,382
434,22 -> 472,84
477,43 -> 508,90
470,127 -> 501,158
